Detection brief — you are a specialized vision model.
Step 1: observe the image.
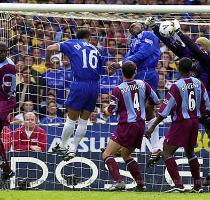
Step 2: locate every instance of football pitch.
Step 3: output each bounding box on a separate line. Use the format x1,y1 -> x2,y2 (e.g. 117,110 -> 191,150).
0,191 -> 209,200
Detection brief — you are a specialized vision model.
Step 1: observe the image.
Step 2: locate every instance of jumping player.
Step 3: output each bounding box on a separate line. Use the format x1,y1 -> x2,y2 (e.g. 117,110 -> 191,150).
46,29 -> 106,161
110,22 -> 162,166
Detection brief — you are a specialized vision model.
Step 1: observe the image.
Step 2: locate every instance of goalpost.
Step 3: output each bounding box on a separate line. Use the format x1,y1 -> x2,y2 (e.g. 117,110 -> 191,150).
0,3 -> 209,191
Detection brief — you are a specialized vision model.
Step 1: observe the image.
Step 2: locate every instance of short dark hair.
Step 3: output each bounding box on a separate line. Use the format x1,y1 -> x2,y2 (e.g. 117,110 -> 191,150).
0,42 -> 7,51
76,29 -> 91,40
179,57 -> 192,73
122,61 -> 137,79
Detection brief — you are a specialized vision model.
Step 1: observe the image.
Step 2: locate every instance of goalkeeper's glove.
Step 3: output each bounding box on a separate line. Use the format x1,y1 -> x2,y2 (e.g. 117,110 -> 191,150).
145,16 -> 156,28
172,19 -> 181,33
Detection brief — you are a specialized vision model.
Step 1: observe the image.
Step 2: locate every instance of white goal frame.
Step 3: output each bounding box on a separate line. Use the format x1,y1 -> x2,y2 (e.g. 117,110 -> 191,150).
0,3 -> 210,14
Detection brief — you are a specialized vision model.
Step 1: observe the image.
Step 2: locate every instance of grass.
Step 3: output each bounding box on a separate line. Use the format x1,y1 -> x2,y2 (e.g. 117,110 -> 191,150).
0,191 -> 209,200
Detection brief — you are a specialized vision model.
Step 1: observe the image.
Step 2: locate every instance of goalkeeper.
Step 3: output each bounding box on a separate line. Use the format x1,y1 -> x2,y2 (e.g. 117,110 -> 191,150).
109,23 -> 162,167
145,17 -> 210,98
146,17 -> 210,180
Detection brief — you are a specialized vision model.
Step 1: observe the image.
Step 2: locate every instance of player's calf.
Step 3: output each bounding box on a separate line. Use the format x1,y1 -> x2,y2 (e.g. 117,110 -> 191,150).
101,148 -> 121,157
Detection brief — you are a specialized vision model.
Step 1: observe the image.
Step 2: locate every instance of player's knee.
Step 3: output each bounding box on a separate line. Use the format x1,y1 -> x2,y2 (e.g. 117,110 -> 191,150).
121,150 -> 132,161
122,155 -> 132,162
102,151 -> 110,161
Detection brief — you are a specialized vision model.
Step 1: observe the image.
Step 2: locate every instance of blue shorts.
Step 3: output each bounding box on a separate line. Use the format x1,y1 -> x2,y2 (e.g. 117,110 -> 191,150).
135,70 -> 159,91
65,81 -> 99,112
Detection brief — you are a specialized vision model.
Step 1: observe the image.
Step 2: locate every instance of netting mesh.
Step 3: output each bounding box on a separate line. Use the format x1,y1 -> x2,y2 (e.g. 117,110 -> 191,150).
0,11 -> 209,191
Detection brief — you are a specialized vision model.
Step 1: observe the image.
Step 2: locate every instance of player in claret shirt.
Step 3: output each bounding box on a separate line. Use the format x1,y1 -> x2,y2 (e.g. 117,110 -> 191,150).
146,57 -> 210,193
46,29 -> 109,161
0,42 -> 16,181
102,61 -> 159,191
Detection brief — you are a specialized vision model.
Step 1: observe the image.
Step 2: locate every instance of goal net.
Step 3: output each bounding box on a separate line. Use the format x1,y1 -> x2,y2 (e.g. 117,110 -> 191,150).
0,4 -> 209,191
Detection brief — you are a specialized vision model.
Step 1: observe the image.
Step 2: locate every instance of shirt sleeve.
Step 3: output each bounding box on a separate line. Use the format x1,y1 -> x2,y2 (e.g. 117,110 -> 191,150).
145,81 -> 160,105
107,87 -> 120,114
159,84 -> 177,118
97,52 -> 106,75
178,31 -> 210,66
59,41 -> 72,56
123,32 -> 158,63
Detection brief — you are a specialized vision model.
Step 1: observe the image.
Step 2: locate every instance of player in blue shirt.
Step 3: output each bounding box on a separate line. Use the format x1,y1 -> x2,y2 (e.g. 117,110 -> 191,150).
46,29 -> 106,161
110,23 -> 160,91
110,23 -> 161,167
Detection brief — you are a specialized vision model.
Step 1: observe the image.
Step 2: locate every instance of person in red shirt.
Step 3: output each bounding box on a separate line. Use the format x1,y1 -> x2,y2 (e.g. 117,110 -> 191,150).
13,112 -> 47,152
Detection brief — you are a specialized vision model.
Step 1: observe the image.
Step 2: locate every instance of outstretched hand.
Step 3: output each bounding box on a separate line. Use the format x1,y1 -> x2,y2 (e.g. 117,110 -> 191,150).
107,62 -> 121,75
110,62 -> 121,70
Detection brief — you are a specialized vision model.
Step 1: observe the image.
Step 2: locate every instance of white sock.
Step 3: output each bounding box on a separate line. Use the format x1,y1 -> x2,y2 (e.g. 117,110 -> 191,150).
60,117 -> 76,149
147,117 -> 160,153
70,118 -> 88,153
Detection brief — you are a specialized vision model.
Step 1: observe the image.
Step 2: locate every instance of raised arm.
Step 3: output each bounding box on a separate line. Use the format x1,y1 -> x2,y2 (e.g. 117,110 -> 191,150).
46,43 -> 59,63
123,34 -> 158,63
145,17 -> 190,58
173,19 -> 210,65
177,31 -> 210,63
